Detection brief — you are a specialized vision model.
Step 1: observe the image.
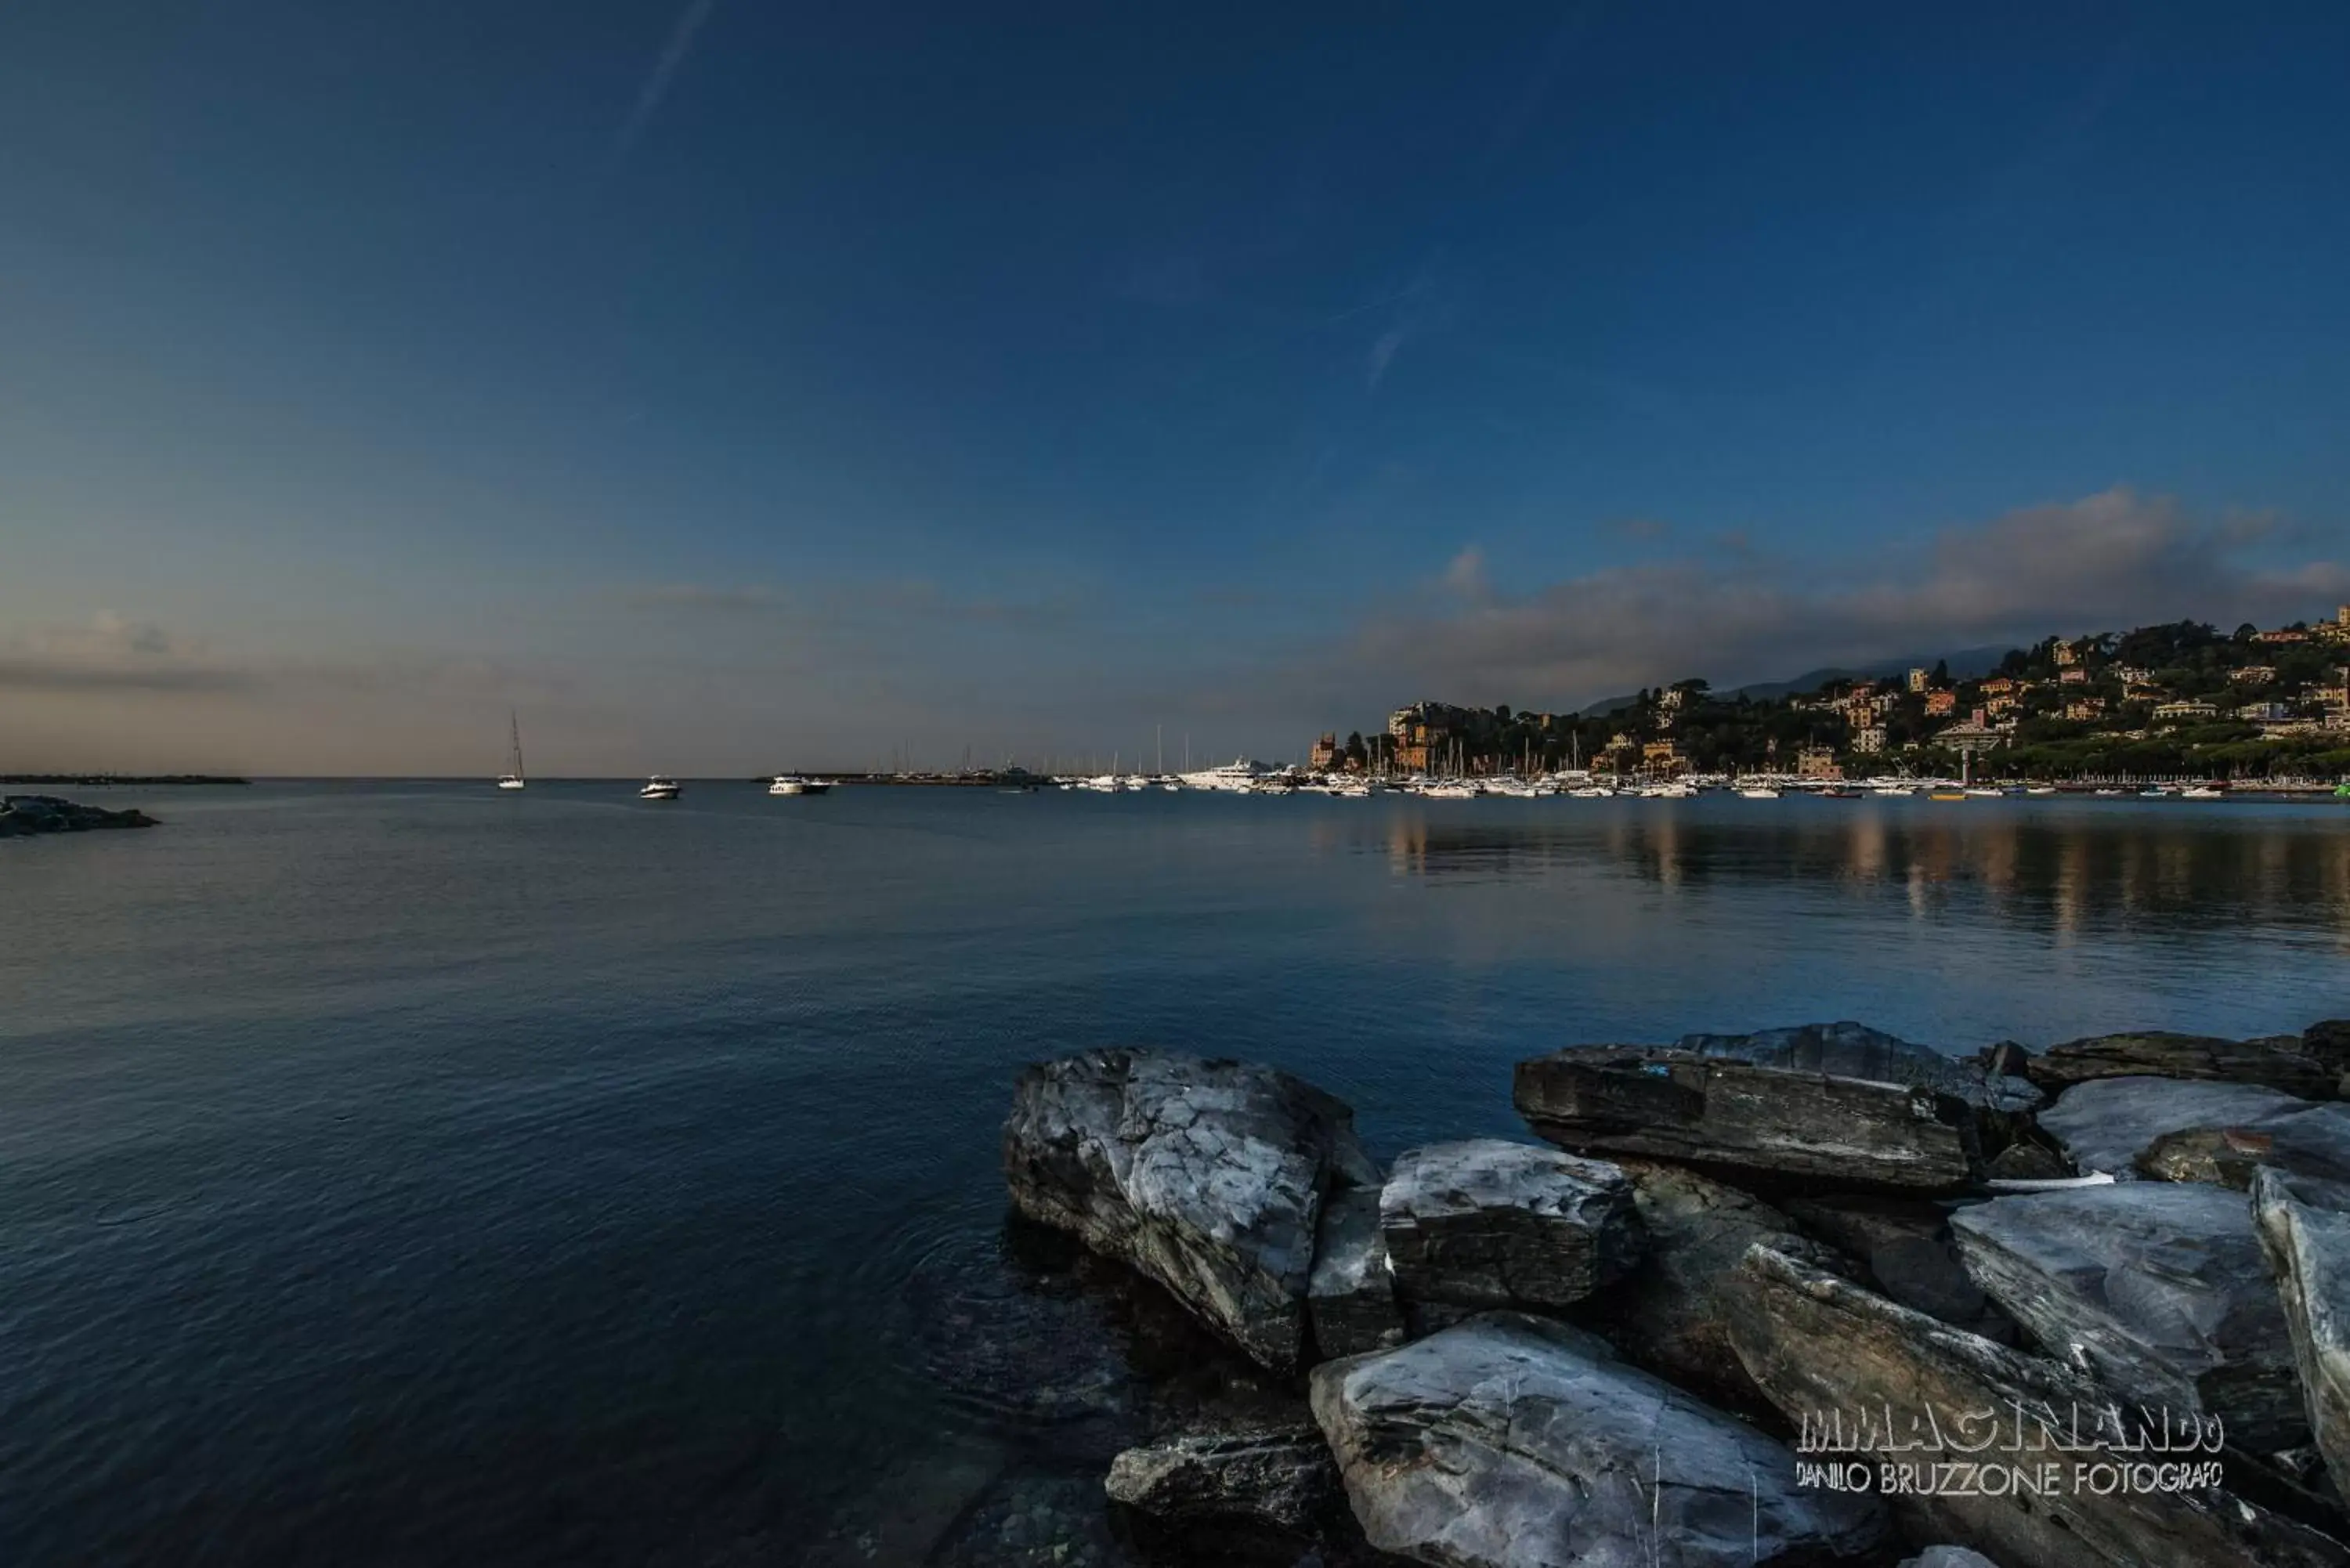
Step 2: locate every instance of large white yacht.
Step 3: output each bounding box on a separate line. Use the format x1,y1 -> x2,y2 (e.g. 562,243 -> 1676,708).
1177,758 -> 1274,792
768,776 -> 832,797
639,776 -> 682,800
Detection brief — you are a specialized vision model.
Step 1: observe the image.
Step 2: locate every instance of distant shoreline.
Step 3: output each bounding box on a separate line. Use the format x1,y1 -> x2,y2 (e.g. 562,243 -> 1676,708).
0,775 -> 248,787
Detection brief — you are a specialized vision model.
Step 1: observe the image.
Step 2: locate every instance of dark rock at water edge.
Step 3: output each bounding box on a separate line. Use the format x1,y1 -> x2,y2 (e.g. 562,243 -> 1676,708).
1307,1183 -> 1403,1360
1950,1183 -> 2308,1452
2030,1030 -> 2337,1100
1782,1194 -> 2016,1342
1002,1049 -> 1376,1372
0,795 -> 157,836
1377,1138 -> 1642,1313
2257,1169 -> 2350,1510
1104,1422 -> 1345,1552
1516,1046 -> 1983,1193
1598,1157 -> 1844,1406
1900,1550 -> 2003,1568
1311,1311 -> 1890,1568
1726,1245 -> 2350,1567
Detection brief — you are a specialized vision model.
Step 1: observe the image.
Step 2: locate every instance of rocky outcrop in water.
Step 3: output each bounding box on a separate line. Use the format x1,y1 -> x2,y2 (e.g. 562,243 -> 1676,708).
1950,1183 -> 2307,1452
1726,1245 -> 2348,1567
1515,1046 -> 1983,1192
1377,1138 -> 1641,1314
1003,1021 -> 2350,1567
0,795 -> 157,836
2030,1030 -> 2337,1099
1002,1049 -> 1376,1371
1310,1311 -> 1890,1568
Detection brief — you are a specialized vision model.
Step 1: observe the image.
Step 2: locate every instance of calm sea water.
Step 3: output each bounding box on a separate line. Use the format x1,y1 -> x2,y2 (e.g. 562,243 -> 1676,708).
4,782 -> 2346,1564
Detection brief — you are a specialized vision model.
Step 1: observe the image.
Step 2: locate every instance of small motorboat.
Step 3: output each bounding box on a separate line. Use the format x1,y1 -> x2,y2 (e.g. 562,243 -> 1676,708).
639,776 -> 682,800
2181,785 -> 2224,800
768,776 -> 832,797
1738,786 -> 1781,800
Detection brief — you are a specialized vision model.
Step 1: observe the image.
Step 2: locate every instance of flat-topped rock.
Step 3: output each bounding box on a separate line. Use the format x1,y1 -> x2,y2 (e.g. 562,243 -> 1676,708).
1784,1194 -> 2015,1342
1379,1138 -> 1640,1311
1515,1047 -> 1982,1193
2256,1169 -> 2350,1506
1676,1021 -> 2041,1113
2030,1030 -> 2335,1099
2039,1075 -> 2312,1179
1003,1049 -> 1375,1371
1950,1183 -> 2306,1452
1307,1182 -> 1403,1359
1726,1245 -> 2350,1567
1310,1311 -> 1889,1568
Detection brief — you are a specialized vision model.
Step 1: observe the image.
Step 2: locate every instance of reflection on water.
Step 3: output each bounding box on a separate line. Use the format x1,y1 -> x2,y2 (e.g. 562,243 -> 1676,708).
1366,800 -> 2350,945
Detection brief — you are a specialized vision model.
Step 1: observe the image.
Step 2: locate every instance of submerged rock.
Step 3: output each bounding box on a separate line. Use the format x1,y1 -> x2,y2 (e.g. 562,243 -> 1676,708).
1378,1138 -> 1640,1312
1002,1049 -> 1375,1371
1726,1245 -> 2349,1567
1104,1422 -> 1338,1533
2029,1030 -> 2335,1099
1309,1311 -> 1890,1568
2256,1169 -> 2350,1507
2038,1075 -> 2312,1179
1950,1183 -> 2306,1452
1515,1047 -> 1982,1192
1307,1183 -> 1403,1359
1898,1550 -> 2002,1568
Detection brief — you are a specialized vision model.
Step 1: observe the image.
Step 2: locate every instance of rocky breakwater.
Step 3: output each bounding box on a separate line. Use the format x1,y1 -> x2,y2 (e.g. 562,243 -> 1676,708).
0,794 -> 157,837
1000,1019 -> 2350,1566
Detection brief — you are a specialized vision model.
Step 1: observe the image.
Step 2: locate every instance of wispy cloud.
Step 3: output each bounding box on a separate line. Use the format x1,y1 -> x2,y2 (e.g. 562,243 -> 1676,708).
615,0 -> 718,156
621,578 -> 1088,631
1365,324 -> 1410,392
1264,488 -> 2350,714
0,612 -> 253,694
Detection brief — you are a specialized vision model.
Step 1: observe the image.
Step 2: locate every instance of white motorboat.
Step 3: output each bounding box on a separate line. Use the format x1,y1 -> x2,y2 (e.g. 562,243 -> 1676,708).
1571,785 -> 1615,798
768,776 -> 832,797
1738,786 -> 1781,800
496,711 -> 526,790
2181,785 -> 2224,800
1422,782 -> 1477,799
639,776 -> 682,800
1177,758 -> 1274,792
2026,786 -> 2058,796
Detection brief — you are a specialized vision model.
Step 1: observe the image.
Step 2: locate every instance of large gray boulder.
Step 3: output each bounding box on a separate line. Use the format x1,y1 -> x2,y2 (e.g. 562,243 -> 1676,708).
2255,1169 -> 2350,1505
1309,1311 -> 1889,1567
2030,1030 -> 2334,1099
1104,1422 -> 1339,1534
1726,1245 -> 2350,1567
1949,1184 -> 2306,1452
1379,1138 -> 1641,1312
1605,1158 -> 1834,1404
1899,1551 -> 2001,1568
1002,1049 -> 1375,1371
2038,1075 -> 2312,1179
1515,1047 -> 1982,1192
1307,1182 -> 1404,1359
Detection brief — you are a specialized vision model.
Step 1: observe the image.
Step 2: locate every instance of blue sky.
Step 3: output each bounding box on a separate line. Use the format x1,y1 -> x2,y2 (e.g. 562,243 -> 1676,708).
3,2 -> 2346,772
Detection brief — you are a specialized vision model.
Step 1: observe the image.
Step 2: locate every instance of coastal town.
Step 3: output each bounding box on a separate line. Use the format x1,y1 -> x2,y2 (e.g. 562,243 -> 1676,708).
1304,609 -> 2350,792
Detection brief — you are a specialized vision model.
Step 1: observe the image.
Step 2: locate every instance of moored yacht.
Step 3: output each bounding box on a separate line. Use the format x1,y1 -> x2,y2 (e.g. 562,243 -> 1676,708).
639,776 -> 682,800
768,775 -> 832,796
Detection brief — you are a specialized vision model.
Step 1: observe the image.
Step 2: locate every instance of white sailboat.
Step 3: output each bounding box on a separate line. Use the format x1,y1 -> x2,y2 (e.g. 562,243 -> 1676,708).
497,712 -> 526,790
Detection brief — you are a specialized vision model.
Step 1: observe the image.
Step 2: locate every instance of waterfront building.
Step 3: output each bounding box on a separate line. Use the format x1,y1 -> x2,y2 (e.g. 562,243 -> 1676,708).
1795,746 -> 1842,780
1851,724 -> 1886,754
